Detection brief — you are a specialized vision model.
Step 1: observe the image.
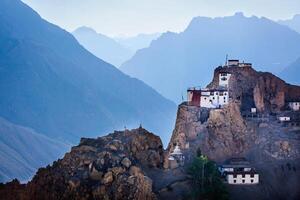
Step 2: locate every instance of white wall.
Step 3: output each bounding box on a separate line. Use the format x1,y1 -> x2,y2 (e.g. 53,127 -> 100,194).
289,102 -> 300,111
219,73 -> 231,87
227,174 -> 259,184
278,117 -> 291,121
200,90 -> 229,108
187,91 -> 193,103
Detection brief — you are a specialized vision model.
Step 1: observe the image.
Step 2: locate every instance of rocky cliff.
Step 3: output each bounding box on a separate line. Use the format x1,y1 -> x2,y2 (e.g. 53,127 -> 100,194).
167,66 -> 300,199
0,127 -> 163,200
208,66 -> 300,113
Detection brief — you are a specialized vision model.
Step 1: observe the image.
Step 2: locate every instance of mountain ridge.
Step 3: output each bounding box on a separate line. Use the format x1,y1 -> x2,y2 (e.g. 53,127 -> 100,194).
121,12 -> 300,103
0,117 -> 69,183
280,56 -> 300,85
72,26 -> 134,67
0,0 -> 176,183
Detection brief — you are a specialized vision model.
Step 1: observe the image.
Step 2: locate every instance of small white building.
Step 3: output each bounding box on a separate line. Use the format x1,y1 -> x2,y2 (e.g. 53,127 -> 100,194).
251,108 -> 257,113
225,59 -> 252,68
288,102 -> 300,111
219,72 -> 231,88
168,144 -> 185,169
200,89 -> 229,108
226,172 -> 259,184
278,116 -> 291,122
219,158 -> 259,185
228,59 -> 239,66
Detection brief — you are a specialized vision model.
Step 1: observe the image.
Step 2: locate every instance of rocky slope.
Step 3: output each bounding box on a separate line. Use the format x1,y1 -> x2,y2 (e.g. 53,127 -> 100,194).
0,127 -> 163,200
0,117 -> 69,183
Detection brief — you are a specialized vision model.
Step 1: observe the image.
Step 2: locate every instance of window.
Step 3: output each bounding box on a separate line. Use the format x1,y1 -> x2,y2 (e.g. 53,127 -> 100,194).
250,174 -> 254,178
233,180 -> 236,183
251,179 -> 254,183
213,97 -> 215,100
204,97 -> 207,100
233,174 -> 237,178
242,174 -> 245,178
224,93 -> 227,95
224,97 -> 226,100
216,92 -> 219,95
242,180 -> 245,183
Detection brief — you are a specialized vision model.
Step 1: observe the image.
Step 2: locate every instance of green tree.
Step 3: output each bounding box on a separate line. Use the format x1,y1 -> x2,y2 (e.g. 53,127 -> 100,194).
187,155 -> 229,200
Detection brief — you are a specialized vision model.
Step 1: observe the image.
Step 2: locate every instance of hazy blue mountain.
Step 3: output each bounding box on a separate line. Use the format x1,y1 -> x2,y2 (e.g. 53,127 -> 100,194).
0,0 -> 176,146
115,33 -> 161,54
280,57 -> 300,85
121,12 -> 300,103
278,14 -> 300,34
73,27 -> 134,67
0,117 -> 69,183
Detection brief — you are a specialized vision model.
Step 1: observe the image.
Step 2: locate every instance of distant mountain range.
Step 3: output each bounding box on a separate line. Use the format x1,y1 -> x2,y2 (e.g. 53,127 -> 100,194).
0,0 -> 176,182
121,12 -> 300,102
73,27 -> 134,67
73,27 -> 161,67
278,14 -> 300,34
0,117 -> 69,183
280,56 -> 300,85
114,33 -> 161,54
0,0 -> 176,143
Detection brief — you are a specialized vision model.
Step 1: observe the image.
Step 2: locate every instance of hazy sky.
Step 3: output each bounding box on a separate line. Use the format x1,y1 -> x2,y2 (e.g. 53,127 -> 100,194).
22,0 -> 300,37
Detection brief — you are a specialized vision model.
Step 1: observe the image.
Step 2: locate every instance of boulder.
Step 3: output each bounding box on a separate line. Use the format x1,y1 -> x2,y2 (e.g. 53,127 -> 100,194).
102,171 -> 113,184
121,157 -> 132,168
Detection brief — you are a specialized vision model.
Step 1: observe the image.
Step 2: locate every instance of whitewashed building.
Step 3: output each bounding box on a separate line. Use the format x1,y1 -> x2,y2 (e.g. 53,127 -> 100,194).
227,59 -> 239,66
289,102 -> 300,111
278,116 -> 291,122
219,72 -> 231,87
251,108 -> 257,113
219,158 -> 259,185
226,172 -> 259,184
200,89 -> 229,108
226,59 -> 252,68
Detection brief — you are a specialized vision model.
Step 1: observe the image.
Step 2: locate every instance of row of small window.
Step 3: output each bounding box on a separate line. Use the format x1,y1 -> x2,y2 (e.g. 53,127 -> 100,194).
233,174 -> 255,178
233,179 -> 255,183
220,73 -> 228,77
209,92 -> 227,96
204,97 -> 227,100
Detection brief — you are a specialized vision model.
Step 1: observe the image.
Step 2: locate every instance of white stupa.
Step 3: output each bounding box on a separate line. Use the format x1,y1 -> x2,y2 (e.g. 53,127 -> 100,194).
168,144 -> 185,168
170,144 -> 183,156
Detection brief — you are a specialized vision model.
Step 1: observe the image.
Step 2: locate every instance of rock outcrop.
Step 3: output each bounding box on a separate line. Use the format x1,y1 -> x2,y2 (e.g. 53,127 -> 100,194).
166,65 -> 300,199
208,66 -> 300,113
166,101 -> 253,163
0,127 -> 163,200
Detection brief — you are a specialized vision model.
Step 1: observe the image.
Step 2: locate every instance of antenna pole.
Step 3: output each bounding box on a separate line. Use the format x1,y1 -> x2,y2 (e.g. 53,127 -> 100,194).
225,54 -> 228,66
